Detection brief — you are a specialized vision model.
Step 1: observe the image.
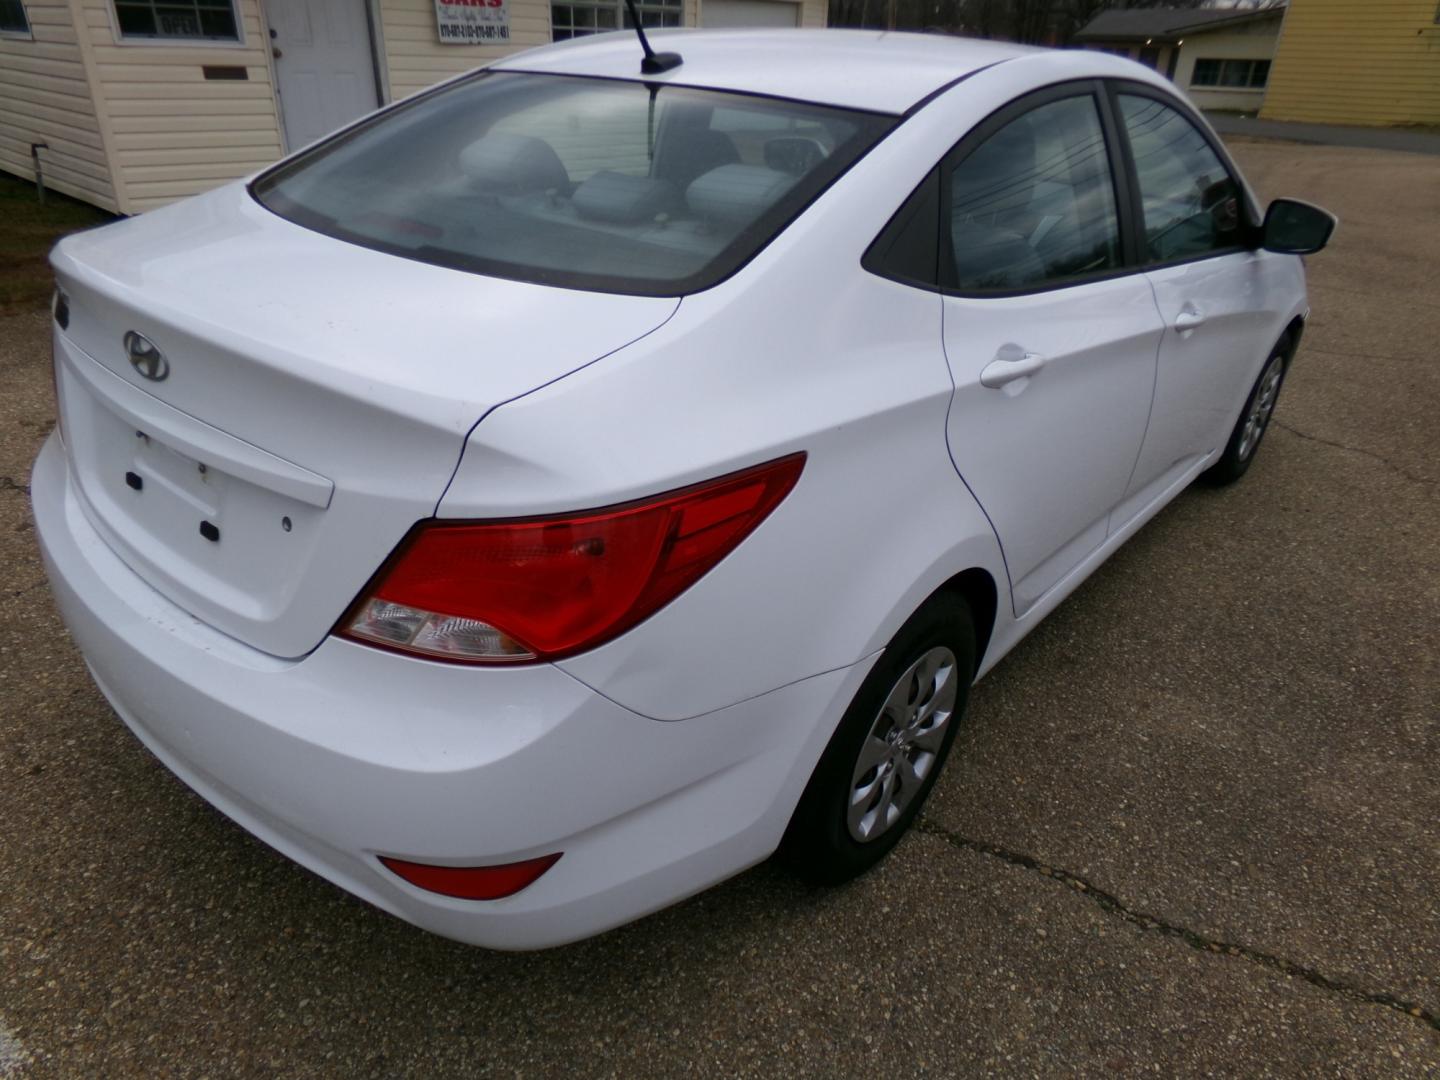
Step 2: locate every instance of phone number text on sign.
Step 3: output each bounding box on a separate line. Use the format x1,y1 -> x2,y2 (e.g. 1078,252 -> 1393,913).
435,0 -> 510,44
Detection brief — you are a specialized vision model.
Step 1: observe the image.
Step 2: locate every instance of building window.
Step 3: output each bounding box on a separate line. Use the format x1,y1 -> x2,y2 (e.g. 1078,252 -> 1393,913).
0,0 -> 32,36
1190,58 -> 1271,90
113,0 -> 240,41
551,0 -> 680,41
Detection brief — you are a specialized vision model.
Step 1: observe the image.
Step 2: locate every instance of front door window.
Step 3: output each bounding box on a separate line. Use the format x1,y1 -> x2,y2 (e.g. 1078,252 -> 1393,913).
1119,94 -> 1245,264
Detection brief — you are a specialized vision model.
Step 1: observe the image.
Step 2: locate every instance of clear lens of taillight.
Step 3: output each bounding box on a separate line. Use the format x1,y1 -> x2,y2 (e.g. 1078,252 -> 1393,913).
345,599 -> 535,661
338,453 -> 806,663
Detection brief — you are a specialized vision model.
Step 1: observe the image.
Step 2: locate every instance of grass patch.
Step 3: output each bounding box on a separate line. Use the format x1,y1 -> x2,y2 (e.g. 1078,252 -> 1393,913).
0,171 -> 114,316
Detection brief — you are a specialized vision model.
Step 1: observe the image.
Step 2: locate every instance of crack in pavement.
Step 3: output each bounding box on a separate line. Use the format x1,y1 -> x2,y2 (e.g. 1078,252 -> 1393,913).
1271,420 -> 1434,490
915,817 -> 1440,1035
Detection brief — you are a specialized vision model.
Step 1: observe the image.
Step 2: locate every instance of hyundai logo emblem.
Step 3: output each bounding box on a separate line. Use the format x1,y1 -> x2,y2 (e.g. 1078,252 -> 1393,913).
124,331 -> 169,382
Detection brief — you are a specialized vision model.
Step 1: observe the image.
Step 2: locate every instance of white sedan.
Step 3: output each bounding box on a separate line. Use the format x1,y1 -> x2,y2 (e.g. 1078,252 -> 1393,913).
32,29 -> 1334,948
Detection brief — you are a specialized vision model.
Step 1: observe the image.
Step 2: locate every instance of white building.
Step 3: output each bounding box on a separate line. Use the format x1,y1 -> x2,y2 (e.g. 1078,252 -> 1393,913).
0,0 -> 824,214
1074,5 -> 1285,114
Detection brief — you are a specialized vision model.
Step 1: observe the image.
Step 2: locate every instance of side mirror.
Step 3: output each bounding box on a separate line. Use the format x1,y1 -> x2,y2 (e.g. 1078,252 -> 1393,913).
1262,198 -> 1337,255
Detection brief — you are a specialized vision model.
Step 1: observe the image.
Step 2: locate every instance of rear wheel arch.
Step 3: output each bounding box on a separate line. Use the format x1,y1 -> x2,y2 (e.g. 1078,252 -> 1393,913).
933,567 -> 998,678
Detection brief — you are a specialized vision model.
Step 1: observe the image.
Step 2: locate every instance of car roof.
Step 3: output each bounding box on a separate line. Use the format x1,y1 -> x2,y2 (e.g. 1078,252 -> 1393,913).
492,30 -> 1040,116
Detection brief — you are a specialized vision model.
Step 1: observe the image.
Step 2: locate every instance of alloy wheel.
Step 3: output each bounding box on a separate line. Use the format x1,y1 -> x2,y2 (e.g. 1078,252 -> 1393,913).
846,646 -> 958,842
1238,354 -> 1285,461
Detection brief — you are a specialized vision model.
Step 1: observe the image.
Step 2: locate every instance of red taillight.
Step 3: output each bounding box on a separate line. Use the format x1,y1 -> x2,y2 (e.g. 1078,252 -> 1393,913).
379,853 -> 561,900
339,453 -> 805,663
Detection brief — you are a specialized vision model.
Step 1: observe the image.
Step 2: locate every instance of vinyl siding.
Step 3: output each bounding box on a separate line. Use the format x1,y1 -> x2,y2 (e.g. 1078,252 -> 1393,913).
0,0 -> 118,211
10,0 -> 828,216
1261,0 -> 1440,126
1172,17 -> 1282,114
693,0 -> 821,27
380,0 -> 550,101
79,0 -> 283,212
379,0 -> 822,101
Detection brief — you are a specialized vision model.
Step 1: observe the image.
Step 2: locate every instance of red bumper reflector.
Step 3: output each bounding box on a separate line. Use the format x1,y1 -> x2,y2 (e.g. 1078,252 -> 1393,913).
379,853 -> 562,900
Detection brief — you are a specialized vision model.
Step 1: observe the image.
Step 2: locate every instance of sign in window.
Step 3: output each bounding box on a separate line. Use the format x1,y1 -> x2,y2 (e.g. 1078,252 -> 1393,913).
435,0 -> 510,44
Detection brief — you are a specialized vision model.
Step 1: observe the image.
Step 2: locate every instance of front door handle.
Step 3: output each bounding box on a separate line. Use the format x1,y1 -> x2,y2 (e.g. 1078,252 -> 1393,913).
1174,307 -> 1207,333
980,349 -> 1046,389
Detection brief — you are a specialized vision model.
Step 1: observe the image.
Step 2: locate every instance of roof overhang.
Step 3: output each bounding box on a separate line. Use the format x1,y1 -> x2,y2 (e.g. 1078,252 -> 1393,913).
1074,7 -> 1284,45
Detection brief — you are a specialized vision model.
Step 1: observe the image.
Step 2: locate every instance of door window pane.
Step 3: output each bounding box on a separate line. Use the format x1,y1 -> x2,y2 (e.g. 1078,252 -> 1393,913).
1119,94 -> 1244,263
947,95 -> 1121,292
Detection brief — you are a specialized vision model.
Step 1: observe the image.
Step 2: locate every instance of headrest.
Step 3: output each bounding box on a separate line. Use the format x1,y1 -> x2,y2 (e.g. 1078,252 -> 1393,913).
764,137 -> 827,176
686,164 -> 796,228
458,133 -> 570,194
572,171 -> 681,224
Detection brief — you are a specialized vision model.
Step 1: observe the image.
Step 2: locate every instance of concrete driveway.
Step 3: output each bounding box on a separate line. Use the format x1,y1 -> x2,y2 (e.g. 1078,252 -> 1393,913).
1,137 -> 1437,1077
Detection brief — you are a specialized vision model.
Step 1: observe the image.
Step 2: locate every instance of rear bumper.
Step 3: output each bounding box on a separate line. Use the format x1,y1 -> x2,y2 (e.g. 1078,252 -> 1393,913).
31,433 -> 868,949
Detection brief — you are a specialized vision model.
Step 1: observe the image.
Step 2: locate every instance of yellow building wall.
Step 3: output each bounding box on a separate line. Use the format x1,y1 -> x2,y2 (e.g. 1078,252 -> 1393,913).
1261,0 -> 1440,126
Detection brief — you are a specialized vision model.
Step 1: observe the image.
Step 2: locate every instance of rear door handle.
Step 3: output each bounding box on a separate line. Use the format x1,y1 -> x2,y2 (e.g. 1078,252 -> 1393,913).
1174,308 -> 1206,332
980,349 -> 1046,389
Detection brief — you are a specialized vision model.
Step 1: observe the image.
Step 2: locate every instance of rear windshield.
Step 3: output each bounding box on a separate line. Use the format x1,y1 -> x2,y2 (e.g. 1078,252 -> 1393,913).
251,71 -> 894,296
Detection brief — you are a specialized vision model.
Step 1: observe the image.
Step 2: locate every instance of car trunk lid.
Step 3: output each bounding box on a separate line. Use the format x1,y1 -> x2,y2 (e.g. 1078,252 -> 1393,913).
50,183 -> 678,658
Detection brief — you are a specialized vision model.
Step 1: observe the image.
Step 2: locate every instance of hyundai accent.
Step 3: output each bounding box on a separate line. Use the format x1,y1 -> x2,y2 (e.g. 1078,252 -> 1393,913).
32,29 -> 1335,948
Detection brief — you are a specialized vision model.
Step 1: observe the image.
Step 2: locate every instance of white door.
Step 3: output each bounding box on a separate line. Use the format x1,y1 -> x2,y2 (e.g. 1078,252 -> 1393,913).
940,89 -> 1163,616
1113,90 -> 1289,510
702,0 -> 801,27
270,0 -> 380,152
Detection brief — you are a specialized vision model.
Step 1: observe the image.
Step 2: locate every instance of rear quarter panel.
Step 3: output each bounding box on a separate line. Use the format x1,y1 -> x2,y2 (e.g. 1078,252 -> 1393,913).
435,93 -> 1026,721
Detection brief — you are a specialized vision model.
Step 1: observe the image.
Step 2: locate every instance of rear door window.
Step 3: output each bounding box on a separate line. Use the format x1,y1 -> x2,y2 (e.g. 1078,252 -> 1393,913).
944,93 -> 1123,293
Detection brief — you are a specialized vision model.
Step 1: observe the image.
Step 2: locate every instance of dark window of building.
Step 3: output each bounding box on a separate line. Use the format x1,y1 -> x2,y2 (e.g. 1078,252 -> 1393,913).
551,0 -> 680,39
1191,58 -> 1271,89
113,0 -> 240,40
0,0 -> 31,35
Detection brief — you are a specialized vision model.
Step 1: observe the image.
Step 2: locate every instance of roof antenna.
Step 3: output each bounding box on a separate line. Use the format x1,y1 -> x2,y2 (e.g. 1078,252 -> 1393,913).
621,0 -> 682,74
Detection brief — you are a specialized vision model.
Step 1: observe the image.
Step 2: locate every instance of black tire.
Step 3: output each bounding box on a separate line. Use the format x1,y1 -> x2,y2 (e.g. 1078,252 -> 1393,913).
780,592 -> 976,886
1200,337 -> 1291,486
